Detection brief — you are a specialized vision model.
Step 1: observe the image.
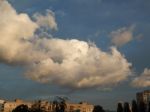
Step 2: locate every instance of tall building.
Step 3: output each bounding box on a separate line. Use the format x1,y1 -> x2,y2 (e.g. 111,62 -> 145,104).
136,90 -> 150,105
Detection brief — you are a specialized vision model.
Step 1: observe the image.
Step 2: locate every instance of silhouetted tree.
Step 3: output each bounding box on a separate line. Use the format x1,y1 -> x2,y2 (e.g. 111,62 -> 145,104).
30,100 -> 44,112
53,96 -> 67,112
93,105 -> 105,112
148,101 -> 150,112
138,101 -> 146,112
132,100 -> 138,112
12,104 -> 29,112
59,99 -> 67,112
53,100 -> 60,112
123,102 -> 131,112
117,103 -> 123,112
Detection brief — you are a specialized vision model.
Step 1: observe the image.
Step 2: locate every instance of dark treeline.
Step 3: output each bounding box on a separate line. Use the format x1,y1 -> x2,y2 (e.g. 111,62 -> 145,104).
12,96 -> 107,112
12,103 -> 106,112
12,100 -> 66,112
117,100 -> 150,112
93,105 -> 105,112
12,96 -> 67,112
11,99 -> 150,112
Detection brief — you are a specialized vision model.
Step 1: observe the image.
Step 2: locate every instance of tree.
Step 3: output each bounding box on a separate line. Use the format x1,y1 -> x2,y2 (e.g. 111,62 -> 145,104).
59,99 -> 67,112
52,100 -> 60,112
123,102 -> 131,112
117,103 -> 123,112
30,100 -> 44,112
93,105 -> 105,112
148,101 -> 150,112
53,96 -> 68,112
138,101 -> 146,112
132,100 -> 138,112
12,104 -> 29,112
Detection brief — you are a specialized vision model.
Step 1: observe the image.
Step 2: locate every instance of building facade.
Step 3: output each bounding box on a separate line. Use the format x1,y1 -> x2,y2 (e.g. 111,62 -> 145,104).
66,102 -> 94,112
1,99 -> 32,112
136,90 -> 150,105
0,100 -> 5,112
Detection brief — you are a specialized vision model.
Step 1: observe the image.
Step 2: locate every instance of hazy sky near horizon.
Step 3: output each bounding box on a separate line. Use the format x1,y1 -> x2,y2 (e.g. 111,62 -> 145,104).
0,0 -> 150,110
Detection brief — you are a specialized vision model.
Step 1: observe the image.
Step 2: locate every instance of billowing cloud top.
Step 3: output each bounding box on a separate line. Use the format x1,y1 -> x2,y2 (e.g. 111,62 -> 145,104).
25,40 -> 132,88
33,10 -> 57,30
0,0 -> 132,89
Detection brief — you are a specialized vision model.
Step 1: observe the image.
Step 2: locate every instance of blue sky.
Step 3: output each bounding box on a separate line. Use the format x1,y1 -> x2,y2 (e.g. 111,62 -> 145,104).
0,0 -> 150,110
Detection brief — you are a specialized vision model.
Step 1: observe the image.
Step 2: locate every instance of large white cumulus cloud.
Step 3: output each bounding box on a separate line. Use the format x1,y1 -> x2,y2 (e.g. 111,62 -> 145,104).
131,68 -> 150,87
25,39 -> 132,88
0,0 -> 132,89
0,0 -> 40,64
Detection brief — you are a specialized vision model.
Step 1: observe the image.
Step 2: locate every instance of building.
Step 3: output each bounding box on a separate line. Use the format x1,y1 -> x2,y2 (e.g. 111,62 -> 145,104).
31,100 -> 53,112
0,99 -> 5,112
136,90 -> 150,105
1,99 -> 32,112
0,100 -> 4,104
66,102 -> 94,112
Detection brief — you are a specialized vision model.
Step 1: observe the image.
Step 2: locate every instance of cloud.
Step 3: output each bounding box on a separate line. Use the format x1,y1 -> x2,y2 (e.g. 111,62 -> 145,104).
0,0 -> 40,64
131,68 -> 150,87
33,10 -> 57,30
25,40 -> 132,88
0,0 -> 132,89
110,26 -> 134,47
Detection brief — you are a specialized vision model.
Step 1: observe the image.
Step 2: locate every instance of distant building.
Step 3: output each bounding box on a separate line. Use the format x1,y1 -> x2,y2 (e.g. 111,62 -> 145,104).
136,90 -> 150,105
31,100 -> 53,112
66,102 -> 94,112
1,99 -> 32,112
0,99 -> 5,112
0,100 -> 4,104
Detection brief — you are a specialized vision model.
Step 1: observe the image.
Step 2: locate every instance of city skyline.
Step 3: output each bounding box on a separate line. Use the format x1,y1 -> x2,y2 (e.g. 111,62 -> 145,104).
0,90 -> 149,112
0,0 -> 150,110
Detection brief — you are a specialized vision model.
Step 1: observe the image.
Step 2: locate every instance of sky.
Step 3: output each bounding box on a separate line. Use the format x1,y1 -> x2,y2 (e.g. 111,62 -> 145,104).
0,0 -> 150,110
